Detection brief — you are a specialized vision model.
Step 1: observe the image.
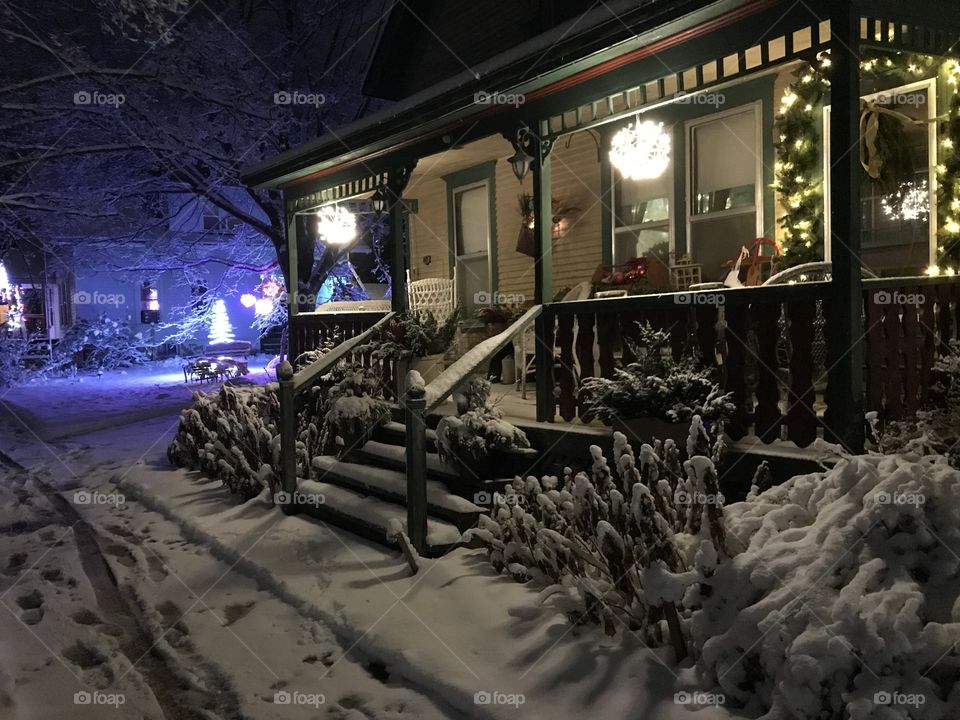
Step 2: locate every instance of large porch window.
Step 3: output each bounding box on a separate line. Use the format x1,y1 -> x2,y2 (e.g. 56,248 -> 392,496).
612,160 -> 672,272
452,181 -> 492,315
824,80 -> 936,276
687,104 -> 762,281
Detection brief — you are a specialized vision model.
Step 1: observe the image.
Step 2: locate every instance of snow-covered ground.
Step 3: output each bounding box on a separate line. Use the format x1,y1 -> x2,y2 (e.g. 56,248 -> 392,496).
0,361 -> 745,719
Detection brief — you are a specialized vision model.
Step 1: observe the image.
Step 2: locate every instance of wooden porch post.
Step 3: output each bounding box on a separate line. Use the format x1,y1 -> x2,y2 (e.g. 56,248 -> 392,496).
387,162 -> 418,313
285,209 -> 299,361
530,127 -> 555,421
824,0 -> 865,452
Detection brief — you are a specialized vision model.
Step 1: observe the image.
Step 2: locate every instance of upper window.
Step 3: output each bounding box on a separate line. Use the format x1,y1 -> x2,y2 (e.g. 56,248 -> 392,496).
688,105 -> 761,281
612,144 -> 672,283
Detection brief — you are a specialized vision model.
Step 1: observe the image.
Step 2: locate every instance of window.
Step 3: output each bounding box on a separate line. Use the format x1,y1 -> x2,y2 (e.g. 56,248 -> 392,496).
140,282 -> 160,324
612,154 -> 672,281
824,81 -> 935,276
452,182 -> 492,315
688,105 -> 761,281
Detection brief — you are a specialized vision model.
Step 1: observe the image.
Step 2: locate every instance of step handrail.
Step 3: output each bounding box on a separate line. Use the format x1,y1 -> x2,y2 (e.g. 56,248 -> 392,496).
292,311 -> 396,394
423,305 -> 542,414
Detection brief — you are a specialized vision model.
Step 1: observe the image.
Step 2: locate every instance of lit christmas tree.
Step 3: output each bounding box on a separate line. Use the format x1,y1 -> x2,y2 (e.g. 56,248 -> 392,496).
208,298 -> 235,344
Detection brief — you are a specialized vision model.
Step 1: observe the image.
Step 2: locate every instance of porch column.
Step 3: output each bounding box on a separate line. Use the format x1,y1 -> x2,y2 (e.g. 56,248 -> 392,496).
285,208 -> 299,361
531,128 -> 555,421
531,132 -> 554,305
387,162 -> 417,312
824,0 -> 865,452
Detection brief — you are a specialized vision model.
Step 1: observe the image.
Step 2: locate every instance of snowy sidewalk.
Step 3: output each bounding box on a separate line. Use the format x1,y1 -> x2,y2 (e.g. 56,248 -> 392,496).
119,452 -> 743,720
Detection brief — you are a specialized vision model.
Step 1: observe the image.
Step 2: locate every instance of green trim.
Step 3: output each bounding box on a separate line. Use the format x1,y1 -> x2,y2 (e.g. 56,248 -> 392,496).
602,74 -> 776,261
443,160 -> 498,295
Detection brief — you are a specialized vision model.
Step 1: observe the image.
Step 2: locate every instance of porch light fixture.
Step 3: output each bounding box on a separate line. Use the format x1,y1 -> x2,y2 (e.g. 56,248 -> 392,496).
317,204 -> 357,246
508,144 -> 533,183
370,185 -> 387,215
609,119 -> 671,181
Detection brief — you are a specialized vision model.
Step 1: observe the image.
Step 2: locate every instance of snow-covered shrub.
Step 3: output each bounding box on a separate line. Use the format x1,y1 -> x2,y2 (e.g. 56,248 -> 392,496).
309,363 -> 390,457
0,333 -> 34,387
437,376 -> 530,464
51,315 -> 149,371
872,343 -> 960,468
463,418 -> 727,650
582,322 -> 734,424
693,454 -> 960,719
167,384 -> 279,499
358,309 -> 460,360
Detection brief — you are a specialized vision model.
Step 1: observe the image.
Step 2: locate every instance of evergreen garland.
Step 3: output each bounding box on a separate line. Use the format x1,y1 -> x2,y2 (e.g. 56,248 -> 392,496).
775,51 -> 960,267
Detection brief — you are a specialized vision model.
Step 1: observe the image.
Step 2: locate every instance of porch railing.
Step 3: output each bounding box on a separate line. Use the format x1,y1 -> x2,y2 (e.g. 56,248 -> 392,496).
538,275 -> 960,447
288,310 -> 388,362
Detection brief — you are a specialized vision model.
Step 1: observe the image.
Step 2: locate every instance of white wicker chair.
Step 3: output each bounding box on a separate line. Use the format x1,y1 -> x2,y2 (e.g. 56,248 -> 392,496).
406,269 -> 457,324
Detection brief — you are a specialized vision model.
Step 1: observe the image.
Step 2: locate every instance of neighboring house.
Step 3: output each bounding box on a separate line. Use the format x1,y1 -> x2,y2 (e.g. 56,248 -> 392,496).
243,0 -> 960,454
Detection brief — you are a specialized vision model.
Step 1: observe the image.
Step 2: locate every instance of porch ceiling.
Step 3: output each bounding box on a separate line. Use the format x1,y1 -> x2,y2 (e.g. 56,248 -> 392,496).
407,135 -> 508,186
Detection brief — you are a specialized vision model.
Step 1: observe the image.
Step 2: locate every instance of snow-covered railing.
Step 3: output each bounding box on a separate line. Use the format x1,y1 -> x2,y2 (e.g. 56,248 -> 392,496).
422,305 -> 543,413
291,312 -> 396,394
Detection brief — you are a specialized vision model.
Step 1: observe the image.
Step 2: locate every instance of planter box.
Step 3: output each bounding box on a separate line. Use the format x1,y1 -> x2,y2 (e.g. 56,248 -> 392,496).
611,417 -> 691,448
440,445 -> 539,486
412,353 -> 445,384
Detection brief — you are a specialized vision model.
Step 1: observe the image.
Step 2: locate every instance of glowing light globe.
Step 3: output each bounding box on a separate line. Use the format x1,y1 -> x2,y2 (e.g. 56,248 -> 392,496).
254,298 -> 274,316
609,120 -> 671,181
317,205 -> 357,246
240,293 -> 257,308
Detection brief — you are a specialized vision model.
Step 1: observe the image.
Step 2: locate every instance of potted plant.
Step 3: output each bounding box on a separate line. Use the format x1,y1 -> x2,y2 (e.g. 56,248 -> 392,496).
581,322 -> 734,446
316,362 -> 390,457
474,300 -> 527,337
360,308 -> 460,387
436,377 -> 535,478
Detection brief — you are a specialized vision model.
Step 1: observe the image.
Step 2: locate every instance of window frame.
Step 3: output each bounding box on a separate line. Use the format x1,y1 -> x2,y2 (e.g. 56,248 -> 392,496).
822,77 -> 937,264
685,101 -> 764,241
609,149 -> 675,264
450,177 -> 493,316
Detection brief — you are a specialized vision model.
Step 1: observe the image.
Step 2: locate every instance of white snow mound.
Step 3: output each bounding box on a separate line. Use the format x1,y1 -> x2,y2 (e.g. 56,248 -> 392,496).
693,454 -> 960,720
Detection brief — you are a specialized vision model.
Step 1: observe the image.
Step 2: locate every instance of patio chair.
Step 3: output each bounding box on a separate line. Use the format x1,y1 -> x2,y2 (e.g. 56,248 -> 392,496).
406,268 -> 456,324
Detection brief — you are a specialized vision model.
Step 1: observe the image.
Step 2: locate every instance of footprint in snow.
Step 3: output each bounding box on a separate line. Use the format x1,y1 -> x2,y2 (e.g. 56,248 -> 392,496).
103,544 -> 137,567
16,589 -> 42,610
62,641 -> 107,670
21,608 -> 43,625
222,600 -> 256,627
3,553 -> 27,576
71,608 -> 102,626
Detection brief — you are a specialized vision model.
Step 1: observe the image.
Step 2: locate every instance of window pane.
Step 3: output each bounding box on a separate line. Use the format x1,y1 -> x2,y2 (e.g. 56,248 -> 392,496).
457,254 -> 488,315
693,110 -> 757,215
613,228 -> 672,288
455,185 -> 489,255
689,212 -> 757,282
614,169 -> 671,228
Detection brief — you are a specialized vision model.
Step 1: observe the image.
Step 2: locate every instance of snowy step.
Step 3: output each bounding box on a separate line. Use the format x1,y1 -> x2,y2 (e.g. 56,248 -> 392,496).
311,456 -> 483,531
346,440 -> 516,498
294,478 -> 462,557
375,421 -> 438,451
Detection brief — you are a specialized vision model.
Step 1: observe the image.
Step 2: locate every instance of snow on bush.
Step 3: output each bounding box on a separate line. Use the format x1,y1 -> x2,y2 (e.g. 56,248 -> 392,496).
582,321 -> 734,424
437,376 -> 530,463
692,454 -> 960,719
0,333 -> 34,387
51,314 -> 149,371
167,383 -> 279,499
463,419 -> 726,650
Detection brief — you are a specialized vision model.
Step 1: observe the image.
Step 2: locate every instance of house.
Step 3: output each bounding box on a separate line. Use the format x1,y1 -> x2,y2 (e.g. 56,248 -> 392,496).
242,0 -> 960,551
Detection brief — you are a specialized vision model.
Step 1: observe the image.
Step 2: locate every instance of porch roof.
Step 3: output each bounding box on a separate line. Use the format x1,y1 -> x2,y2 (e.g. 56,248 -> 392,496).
240,0 -> 765,190
242,0 -> 960,194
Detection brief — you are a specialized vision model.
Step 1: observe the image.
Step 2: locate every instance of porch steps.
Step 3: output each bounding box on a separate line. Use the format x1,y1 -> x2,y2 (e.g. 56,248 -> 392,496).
292,478 -> 462,557
310,456 -> 483,531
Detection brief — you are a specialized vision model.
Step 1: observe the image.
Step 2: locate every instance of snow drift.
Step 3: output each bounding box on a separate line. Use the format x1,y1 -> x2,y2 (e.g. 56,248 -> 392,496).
692,454 -> 960,719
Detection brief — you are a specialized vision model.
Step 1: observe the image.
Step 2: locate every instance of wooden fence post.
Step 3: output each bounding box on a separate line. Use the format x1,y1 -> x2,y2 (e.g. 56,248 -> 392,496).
277,360 -> 298,514
403,376 -> 428,554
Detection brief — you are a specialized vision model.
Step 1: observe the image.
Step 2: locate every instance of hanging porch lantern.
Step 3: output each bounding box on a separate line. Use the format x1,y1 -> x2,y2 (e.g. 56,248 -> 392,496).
317,204 -> 358,246
609,119 -> 671,181
508,145 -> 534,183
370,185 -> 387,215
